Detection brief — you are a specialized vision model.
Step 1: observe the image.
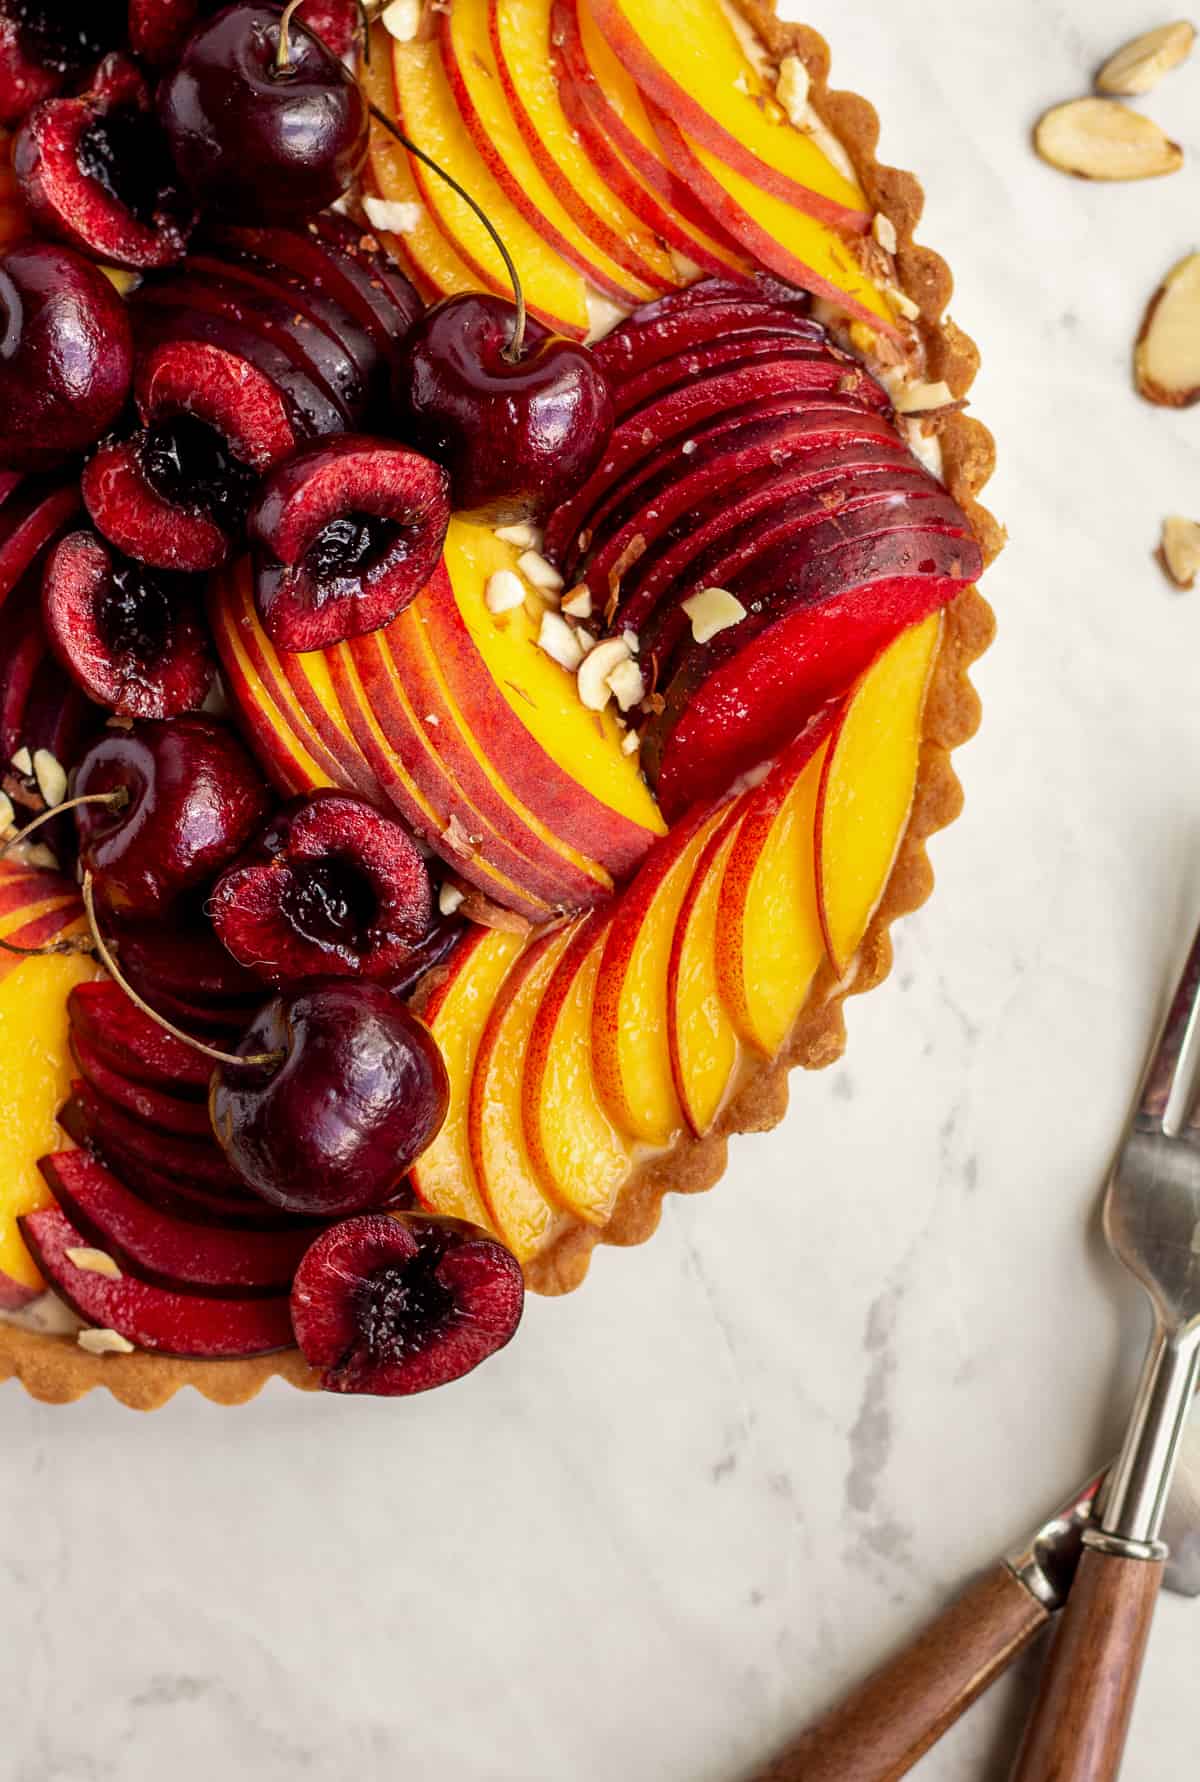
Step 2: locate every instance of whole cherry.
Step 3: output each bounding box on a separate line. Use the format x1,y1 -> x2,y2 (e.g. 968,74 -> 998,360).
210,979 -> 450,1217
0,241 -> 133,471
73,714 -> 272,918
393,293 -> 614,525
159,1 -> 369,224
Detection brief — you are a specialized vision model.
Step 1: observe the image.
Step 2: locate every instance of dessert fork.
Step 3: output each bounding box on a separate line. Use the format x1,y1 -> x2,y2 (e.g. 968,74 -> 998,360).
1010,913 -> 1200,1781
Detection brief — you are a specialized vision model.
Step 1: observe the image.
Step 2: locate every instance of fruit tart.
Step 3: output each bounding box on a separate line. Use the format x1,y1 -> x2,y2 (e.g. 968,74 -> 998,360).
0,0 -> 999,1407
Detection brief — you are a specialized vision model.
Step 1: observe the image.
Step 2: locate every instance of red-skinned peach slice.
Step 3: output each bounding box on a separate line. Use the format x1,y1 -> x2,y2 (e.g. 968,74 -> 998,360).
589,0 -> 870,225
440,0 -> 658,304
40,1151 -> 312,1297
649,110 -> 896,334
468,926 -> 572,1258
668,801 -> 747,1136
390,34 -> 590,338
488,0 -> 680,294
591,800 -> 732,1147
20,1204 -> 294,1356
523,911 -> 635,1223
549,0 -> 749,278
715,711 -> 837,1056
816,614 -> 942,972
411,927 -> 527,1230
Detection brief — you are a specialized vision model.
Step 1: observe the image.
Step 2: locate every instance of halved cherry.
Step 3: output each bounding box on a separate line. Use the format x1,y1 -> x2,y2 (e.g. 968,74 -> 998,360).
14,53 -> 195,270
42,529 -> 214,720
0,0 -> 125,127
290,1212 -> 525,1396
247,437 -> 450,651
210,789 -> 435,985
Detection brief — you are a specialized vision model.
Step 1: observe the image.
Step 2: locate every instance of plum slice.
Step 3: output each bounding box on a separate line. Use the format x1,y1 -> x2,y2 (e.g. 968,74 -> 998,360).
20,1203 -> 295,1356
15,53 -> 195,270
39,1150 -> 313,1297
42,529 -> 215,720
63,1079 -> 245,1194
290,1212 -> 524,1396
68,979 -> 222,1094
70,1027 -> 214,1139
247,436 -> 450,650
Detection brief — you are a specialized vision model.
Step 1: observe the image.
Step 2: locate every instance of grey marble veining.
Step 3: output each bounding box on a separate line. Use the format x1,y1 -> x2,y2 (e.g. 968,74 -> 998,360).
4,2 -> 1200,1776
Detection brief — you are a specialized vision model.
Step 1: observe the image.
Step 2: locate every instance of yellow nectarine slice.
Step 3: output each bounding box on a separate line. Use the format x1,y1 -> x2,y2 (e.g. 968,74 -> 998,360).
412,928 -> 528,1231
716,718 -> 834,1057
0,886 -> 101,1303
591,802 -> 731,1146
817,614 -> 942,972
364,30 -> 481,302
490,0 -> 678,296
469,926 -> 574,1259
656,119 -> 895,332
590,0 -> 868,223
391,37 -> 591,337
436,519 -> 666,868
668,802 -> 747,1136
524,912 -> 635,1223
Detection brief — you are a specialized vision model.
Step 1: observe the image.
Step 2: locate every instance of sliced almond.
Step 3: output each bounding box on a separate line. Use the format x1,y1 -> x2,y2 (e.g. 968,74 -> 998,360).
1161,516 -> 1200,588
11,746 -> 32,776
872,212 -> 898,255
1097,22 -> 1196,95
1034,98 -> 1183,181
65,1246 -> 122,1281
893,378 -> 956,415
438,882 -> 466,917
682,587 -> 747,644
775,54 -> 810,127
362,195 -> 423,236
606,656 -> 646,712
1136,254 -> 1200,407
0,792 -> 13,834
77,1327 -> 135,1356
561,585 -> 593,619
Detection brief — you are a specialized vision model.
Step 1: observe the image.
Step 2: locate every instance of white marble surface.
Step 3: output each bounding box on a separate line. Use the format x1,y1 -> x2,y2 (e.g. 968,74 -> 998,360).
5,3 -> 1200,1776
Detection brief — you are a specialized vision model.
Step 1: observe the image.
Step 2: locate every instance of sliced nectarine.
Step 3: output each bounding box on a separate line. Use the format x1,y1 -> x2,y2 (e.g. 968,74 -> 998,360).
490,0 -> 679,296
817,614 -> 942,972
715,714 -> 836,1056
412,928 -> 528,1230
652,115 -> 895,333
390,36 -> 591,338
591,801 -> 731,1145
442,0 -> 660,304
469,925 -> 574,1259
523,911 -> 636,1223
590,0 -> 870,224
668,803 -> 747,1135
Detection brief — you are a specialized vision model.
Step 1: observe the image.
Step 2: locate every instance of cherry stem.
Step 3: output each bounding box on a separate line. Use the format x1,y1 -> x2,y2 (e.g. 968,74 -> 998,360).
81,873 -> 285,1075
0,929 -> 94,960
276,0 -> 307,73
0,788 -> 129,864
366,99 -> 527,360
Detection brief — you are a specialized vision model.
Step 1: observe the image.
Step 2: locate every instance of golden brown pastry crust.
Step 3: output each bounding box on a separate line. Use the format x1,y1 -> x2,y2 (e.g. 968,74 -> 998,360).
0,7 -> 999,1407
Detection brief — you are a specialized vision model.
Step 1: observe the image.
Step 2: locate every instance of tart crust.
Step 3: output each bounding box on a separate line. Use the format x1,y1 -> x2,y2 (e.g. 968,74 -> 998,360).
0,8 -> 1000,1407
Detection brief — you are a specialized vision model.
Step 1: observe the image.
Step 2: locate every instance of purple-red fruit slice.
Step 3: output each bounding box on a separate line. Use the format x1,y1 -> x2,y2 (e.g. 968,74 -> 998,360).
42,529 -> 215,720
19,1203 -> 294,1356
39,1150 -> 312,1297
64,1078 -> 245,1193
211,790 -> 435,985
15,53 -> 195,270
0,475 -> 83,604
247,437 -> 450,650
70,1028 -> 214,1138
116,919 -> 262,1005
68,979 -> 214,1094
290,1212 -> 524,1396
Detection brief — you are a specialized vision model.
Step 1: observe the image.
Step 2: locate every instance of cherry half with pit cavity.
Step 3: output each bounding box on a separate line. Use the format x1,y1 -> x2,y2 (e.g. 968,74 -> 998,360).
247,435 -> 450,650
73,714 -> 272,918
0,0 -> 126,127
159,2 -> 369,225
0,241 -> 133,472
394,293 -> 615,525
210,979 -> 450,1218
210,789 -> 435,985
42,529 -> 215,720
290,1211 -> 525,1396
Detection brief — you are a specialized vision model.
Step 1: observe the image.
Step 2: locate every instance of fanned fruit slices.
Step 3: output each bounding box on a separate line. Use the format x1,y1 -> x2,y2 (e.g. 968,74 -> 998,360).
0,0 -> 994,1406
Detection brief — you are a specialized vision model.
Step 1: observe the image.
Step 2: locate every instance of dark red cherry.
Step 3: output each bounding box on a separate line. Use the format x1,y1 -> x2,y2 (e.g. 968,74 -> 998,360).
15,53 -> 195,271
42,529 -> 215,719
210,980 -> 450,1217
0,241 -> 133,473
392,293 -> 614,525
73,714 -> 272,918
290,1211 -> 525,1396
0,0 -> 126,128
210,789 -> 435,985
159,3 -> 369,225
247,436 -> 450,651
